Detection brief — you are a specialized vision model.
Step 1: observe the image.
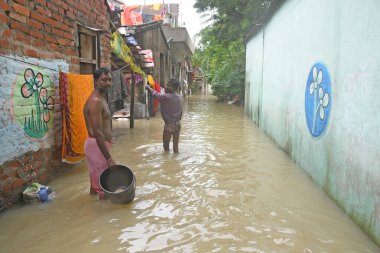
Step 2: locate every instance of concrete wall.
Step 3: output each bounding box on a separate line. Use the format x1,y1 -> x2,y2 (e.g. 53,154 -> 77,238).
245,0 -> 380,245
0,0 -> 111,209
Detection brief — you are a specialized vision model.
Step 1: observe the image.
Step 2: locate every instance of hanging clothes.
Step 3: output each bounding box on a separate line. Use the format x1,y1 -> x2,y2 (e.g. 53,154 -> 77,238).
147,75 -> 161,115
153,80 -> 161,113
108,70 -> 126,115
60,72 -> 94,163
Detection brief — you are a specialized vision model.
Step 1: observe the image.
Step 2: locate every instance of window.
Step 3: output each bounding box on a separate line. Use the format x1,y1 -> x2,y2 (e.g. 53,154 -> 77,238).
78,26 -> 99,74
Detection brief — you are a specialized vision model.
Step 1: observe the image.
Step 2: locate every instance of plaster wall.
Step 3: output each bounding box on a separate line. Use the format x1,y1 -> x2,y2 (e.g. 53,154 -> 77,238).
0,56 -> 68,165
245,0 -> 380,245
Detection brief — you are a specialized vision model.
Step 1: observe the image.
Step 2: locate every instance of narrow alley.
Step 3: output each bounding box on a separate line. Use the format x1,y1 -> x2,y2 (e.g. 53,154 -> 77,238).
0,95 -> 378,253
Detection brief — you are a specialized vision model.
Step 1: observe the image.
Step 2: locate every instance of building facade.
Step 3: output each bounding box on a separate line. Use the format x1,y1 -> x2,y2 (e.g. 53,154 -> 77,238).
0,0 -> 112,209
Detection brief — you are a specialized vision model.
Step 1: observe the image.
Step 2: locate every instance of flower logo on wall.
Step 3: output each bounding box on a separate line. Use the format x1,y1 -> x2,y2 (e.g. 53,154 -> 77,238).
13,68 -> 54,139
305,63 -> 331,137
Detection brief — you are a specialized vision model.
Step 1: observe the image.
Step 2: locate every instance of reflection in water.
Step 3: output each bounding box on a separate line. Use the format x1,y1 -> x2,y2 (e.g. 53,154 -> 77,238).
0,95 -> 379,253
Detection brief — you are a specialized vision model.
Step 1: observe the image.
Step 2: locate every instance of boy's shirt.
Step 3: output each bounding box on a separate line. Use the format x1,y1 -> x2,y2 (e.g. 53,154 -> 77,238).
151,91 -> 182,123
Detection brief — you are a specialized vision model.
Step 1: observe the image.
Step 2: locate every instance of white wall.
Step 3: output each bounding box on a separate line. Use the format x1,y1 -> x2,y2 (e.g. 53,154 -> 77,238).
245,0 -> 380,245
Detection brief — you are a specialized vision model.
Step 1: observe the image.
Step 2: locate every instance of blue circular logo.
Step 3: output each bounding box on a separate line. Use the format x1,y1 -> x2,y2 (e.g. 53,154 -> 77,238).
305,63 -> 332,137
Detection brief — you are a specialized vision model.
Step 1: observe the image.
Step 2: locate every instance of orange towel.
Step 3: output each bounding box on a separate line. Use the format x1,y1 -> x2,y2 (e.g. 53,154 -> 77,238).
60,72 -> 94,163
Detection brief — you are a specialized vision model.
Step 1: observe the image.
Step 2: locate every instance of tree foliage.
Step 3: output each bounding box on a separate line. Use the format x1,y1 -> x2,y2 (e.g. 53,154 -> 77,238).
193,0 -> 272,103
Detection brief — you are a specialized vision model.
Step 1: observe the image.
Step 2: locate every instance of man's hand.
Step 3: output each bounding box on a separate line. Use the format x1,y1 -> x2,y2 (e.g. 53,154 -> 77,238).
145,84 -> 152,92
106,158 -> 116,167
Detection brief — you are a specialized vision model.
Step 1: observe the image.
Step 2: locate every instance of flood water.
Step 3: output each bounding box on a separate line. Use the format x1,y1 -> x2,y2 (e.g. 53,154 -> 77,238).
0,95 -> 379,253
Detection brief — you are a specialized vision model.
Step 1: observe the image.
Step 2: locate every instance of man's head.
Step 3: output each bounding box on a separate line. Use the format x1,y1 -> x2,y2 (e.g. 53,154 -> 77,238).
94,67 -> 112,93
165,77 -> 180,93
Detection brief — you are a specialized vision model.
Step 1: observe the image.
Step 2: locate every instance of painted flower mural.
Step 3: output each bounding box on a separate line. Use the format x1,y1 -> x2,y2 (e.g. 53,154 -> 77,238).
13,68 -> 54,139
39,88 -> 54,123
305,63 -> 332,137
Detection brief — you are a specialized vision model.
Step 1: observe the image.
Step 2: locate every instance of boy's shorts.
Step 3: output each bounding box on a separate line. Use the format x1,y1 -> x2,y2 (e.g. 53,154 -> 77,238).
164,121 -> 181,133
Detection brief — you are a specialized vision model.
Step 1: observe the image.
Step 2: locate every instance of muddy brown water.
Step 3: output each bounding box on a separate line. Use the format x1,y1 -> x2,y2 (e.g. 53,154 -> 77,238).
0,95 -> 379,253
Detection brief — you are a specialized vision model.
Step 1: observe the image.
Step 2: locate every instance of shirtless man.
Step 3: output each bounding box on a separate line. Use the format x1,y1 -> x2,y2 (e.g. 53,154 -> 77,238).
83,67 -> 116,198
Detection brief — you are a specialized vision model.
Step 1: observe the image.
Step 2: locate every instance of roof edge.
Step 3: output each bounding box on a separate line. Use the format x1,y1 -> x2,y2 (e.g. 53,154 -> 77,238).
245,0 -> 286,43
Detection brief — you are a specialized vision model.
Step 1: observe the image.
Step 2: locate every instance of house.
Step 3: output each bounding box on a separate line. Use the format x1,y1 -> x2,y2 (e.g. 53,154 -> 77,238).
116,3 -> 195,95
161,24 -> 195,96
0,0 -> 112,209
192,66 -> 208,95
245,0 -> 380,246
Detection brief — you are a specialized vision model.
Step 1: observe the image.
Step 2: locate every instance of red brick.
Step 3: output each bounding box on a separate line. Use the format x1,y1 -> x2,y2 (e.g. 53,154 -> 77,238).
50,43 -> 61,52
10,20 -> 29,33
61,2 -> 68,10
66,0 -> 76,7
7,160 -> 21,168
10,43 -> 23,53
34,0 -> 46,7
0,13 -> 8,23
63,31 -> 72,40
12,178 -> 25,189
32,151 -> 44,160
47,2 -> 58,13
51,11 -> 63,23
9,12 -> 27,23
38,174 -> 48,183
14,30 -> 29,43
44,24 -> 51,33
37,6 -> 51,17
28,18 -> 43,30
58,38 -> 70,46
66,47 -> 76,56
13,3 -> 30,17
22,154 -> 32,163
39,51 -> 53,59
44,34 -> 57,43
71,57 -> 79,64
1,29 -> 12,37
24,48 -> 39,58
66,10 -> 75,20
35,160 -> 43,168
58,7 -> 64,15
44,17 -> 58,28
63,18 -> 71,26
31,11 -> 45,23
0,39 -> 9,48
13,0 -> 27,5
29,29 -> 44,39
0,1 -> 11,12
32,38 -> 46,47
52,27 -> 63,37
2,183 -> 12,194
60,23 -> 71,32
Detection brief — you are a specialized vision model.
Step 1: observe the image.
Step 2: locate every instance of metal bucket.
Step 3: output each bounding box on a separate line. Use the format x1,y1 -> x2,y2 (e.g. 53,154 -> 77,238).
99,165 -> 136,204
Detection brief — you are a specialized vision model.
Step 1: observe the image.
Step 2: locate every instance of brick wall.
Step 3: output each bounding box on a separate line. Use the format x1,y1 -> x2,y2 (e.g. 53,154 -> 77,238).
0,0 -> 112,210
0,0 -> 111,71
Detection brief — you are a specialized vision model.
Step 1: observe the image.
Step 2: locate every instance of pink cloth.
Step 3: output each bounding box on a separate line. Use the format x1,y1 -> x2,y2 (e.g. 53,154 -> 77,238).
84,137 -> 112,197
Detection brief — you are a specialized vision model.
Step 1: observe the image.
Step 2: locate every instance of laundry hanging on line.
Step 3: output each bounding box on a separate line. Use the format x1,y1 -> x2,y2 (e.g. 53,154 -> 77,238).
59,72 -> 94,164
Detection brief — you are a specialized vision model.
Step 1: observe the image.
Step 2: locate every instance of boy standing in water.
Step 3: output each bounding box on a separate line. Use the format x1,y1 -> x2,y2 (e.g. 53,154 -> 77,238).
146,77 -> 182,153
83,68 -> 116,198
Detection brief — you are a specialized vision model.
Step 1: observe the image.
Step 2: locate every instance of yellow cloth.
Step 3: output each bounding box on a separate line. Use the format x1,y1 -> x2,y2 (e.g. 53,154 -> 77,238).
111,32 -> 145,76
60,72 -> 93,163
67,73 -> 93,154
152,3 -> 161,11
147,75 -> 155,88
